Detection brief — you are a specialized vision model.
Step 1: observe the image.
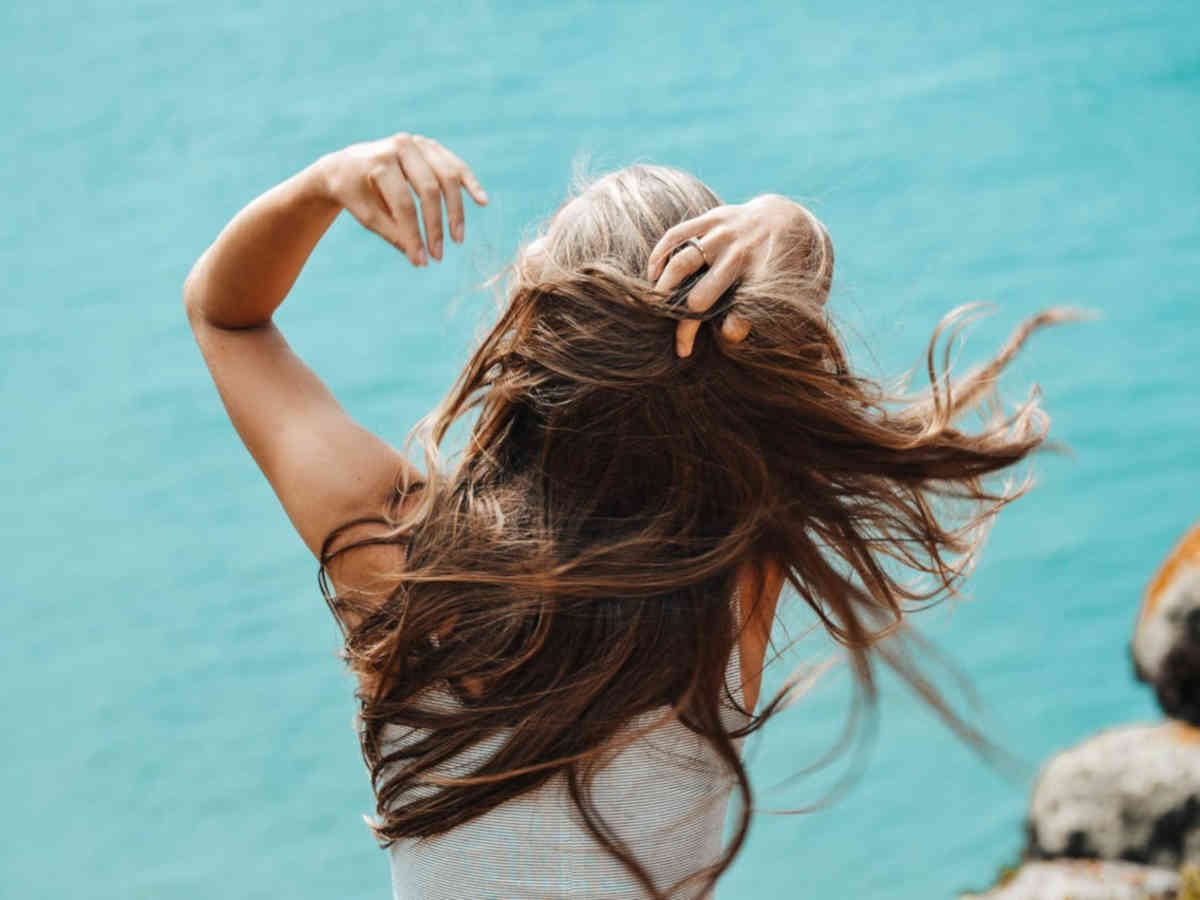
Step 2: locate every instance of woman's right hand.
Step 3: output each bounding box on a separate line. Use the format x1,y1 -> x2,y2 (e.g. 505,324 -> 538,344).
646,194 -> 825,357
316,132 -> 488,267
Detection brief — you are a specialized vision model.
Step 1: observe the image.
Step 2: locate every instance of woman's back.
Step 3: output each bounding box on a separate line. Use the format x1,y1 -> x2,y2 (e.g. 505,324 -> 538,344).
187,132 -> 1073,900
379,601 -> 751,900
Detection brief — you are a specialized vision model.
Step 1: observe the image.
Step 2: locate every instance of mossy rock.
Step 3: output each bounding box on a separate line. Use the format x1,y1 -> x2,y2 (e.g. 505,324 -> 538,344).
959,859 -> 1178,899
1180,862 -> 1200,900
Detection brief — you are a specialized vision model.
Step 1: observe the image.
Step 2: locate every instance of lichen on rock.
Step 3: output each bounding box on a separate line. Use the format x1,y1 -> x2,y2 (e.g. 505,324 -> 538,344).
1133,521 -> 1200,724
960,859 -> 1179,899
1025,721 -> 1200,868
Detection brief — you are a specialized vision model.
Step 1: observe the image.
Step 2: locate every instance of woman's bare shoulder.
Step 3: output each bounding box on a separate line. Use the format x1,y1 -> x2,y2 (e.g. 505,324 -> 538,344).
736,558 -> 785,713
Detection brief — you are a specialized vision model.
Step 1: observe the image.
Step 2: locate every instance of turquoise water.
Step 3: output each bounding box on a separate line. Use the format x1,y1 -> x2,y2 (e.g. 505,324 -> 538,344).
3,1 -> 1197,896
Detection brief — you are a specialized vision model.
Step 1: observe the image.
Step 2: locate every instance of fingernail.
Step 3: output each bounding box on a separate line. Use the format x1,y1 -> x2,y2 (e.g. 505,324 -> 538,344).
417,249 -> 428,266
433,240 -> 442,259
453,223 -> 463,242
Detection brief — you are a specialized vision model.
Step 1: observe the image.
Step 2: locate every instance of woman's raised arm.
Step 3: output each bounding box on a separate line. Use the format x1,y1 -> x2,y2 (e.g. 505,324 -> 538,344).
183,133 -> 487,577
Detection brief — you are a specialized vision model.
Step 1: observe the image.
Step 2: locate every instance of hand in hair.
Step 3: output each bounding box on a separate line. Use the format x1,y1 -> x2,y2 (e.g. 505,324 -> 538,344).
646,194 -> 830,357
318,132 -> 488,266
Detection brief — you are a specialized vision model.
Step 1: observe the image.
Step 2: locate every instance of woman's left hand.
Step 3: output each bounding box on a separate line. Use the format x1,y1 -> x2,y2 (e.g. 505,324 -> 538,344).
646,194 -> 817,357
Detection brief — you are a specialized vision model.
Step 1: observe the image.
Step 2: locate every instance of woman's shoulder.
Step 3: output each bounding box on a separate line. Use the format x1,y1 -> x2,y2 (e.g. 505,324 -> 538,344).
734,558 -> 785,713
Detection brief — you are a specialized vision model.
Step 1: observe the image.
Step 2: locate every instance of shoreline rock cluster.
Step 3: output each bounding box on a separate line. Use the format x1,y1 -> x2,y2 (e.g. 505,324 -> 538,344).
963,522 -> 1200,899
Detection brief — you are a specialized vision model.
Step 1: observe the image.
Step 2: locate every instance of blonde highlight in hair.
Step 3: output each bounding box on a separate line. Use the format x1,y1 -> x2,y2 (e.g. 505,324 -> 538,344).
321,163 -> 1078,898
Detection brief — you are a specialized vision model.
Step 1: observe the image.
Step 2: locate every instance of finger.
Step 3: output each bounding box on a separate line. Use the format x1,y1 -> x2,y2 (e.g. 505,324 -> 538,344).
439,145 -> 488,206
676,306 -> 749,359
420,142 -> 467,243
647,209 -> 724,281
367,165 -> 426,265
397,142 -> 445,261
673,249 -> 744,358
654,227 -> 733,295
675,319 -> 702,358
653,242 -> 706,296
721,312 -> 752,343
683,245 -> 745,315
648,215 -> 717,281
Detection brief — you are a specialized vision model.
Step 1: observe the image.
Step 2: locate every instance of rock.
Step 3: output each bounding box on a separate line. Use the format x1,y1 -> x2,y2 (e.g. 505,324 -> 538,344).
965,522 -> 1200,899
1026,721 -> 1200,868
960,859 -> 1179,899
1132,521 -> 1200,724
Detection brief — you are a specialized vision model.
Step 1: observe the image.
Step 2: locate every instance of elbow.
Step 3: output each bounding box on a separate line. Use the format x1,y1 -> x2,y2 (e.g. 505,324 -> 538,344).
182,271 -> 196,319
182,257 -> 208,324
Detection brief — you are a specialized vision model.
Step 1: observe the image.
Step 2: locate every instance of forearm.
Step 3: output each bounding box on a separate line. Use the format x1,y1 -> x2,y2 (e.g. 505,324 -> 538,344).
184,157 -> 340,329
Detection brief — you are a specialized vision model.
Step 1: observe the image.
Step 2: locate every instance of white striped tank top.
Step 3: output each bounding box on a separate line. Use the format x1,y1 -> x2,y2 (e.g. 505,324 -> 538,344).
371,596 -> 752,900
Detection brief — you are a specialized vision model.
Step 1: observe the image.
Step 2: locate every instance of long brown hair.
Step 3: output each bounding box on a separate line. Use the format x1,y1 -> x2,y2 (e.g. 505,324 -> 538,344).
320,164 -> 1076,898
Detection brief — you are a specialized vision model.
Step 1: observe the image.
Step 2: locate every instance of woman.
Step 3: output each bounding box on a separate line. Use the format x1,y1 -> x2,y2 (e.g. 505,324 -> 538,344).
185,132 -> 1068,898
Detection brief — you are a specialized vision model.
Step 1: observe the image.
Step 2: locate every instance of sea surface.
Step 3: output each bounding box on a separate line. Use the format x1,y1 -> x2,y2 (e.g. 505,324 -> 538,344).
2,1 -> 1197,897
